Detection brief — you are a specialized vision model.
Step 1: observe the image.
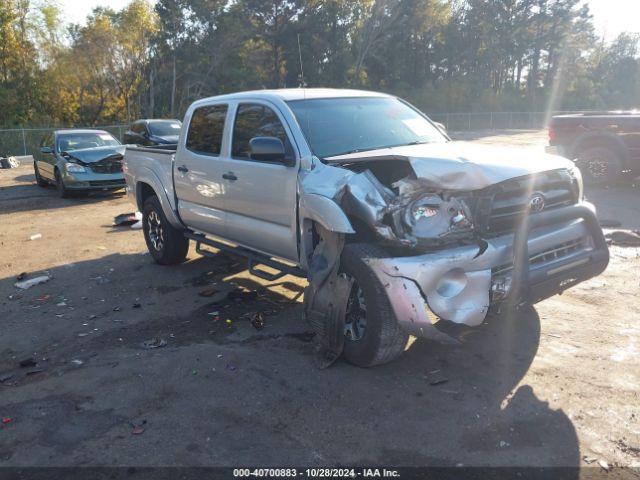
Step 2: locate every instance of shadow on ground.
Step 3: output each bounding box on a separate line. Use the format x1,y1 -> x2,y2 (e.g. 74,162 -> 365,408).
0,249 -> 580,468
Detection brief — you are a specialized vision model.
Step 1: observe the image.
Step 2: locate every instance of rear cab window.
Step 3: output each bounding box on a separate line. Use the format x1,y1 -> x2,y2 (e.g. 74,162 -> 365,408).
231,103 -> 294,162
186,105 -> 228,156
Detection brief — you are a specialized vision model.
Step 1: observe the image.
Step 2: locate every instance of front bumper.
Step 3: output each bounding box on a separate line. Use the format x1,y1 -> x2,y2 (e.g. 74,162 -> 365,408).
62,171 -> 126,190
365,202 -> 609,340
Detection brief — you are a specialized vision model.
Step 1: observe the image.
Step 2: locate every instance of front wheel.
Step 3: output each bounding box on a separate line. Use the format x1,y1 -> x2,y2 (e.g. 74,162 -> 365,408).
340,243 -> 411,367
54,169 -> 71,198
575,146 -> 623,185
34,163 -> 48,187
142,195 -> 189,265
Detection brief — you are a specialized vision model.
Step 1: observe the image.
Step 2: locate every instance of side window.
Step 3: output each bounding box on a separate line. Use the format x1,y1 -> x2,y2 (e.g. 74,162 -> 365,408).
132,122 -> 144,134
186,104 -> 228,156
231,103 -> 293,161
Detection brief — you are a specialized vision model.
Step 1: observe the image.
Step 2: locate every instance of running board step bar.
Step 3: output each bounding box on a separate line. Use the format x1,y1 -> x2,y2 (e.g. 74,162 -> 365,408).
185,231 -> 306,279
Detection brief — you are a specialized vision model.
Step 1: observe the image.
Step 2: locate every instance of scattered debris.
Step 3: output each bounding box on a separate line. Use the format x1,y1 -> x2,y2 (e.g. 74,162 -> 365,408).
78,333 -> 89,337
198,286 -> 219,297
131,220 -> 143,230
228,290 -> 258,302
15,275 -> 51,290
113,212 -> 142,227
429,378 -> 449,386
583,456 -> 597,464
1,418 -> 12,424
132,303 -> 141,309
225,319 -> 233,327
113,306 -> 121,312
251,312 -> 265,330
226,363 -> 237,371
71,359 -> 84,366
605,230 -> 640,247
499,440 -> 510,448
598,459 -> 610,471
0,156 -> 20,169
140,338 -> 167,349
19,358 -> 37,368
546,333 -> 562,338
25,369 -> 44,376
130,420 -> 146,435
29,233 -> 42,241
16,272 -> 27,281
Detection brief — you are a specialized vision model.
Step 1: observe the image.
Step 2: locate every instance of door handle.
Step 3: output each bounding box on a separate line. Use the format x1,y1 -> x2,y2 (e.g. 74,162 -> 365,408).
177,165 -> 189,173
222,172 -> 238,181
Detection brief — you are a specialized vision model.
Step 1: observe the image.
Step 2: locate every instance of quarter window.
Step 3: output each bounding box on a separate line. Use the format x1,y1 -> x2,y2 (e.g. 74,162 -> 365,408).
232,104 -> 293,161
186,104 -> 228,156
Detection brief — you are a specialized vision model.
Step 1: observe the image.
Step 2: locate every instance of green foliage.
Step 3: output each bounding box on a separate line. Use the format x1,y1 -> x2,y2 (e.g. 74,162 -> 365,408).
1,0 -> 640,128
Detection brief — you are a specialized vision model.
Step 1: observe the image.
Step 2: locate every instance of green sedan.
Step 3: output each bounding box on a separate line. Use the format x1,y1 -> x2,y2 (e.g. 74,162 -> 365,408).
33,129 -> 127,198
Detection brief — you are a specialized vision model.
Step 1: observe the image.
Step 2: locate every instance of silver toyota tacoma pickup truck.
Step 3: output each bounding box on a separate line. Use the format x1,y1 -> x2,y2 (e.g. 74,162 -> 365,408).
123,89 -> 609,367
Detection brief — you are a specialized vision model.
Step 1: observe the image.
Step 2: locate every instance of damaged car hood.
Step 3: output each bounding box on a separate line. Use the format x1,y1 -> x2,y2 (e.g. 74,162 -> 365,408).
63,145 -> 126,164
324,142 -> 574,190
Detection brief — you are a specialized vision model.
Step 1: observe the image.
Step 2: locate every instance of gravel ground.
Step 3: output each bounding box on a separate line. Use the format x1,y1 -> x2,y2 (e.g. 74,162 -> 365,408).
0,131 -> 639,469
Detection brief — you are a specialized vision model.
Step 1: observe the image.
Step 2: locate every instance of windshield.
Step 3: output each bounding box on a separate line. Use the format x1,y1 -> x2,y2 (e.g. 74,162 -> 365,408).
148,121 -> 181,136
287,97 -> 446,159
57,132 -> 120,152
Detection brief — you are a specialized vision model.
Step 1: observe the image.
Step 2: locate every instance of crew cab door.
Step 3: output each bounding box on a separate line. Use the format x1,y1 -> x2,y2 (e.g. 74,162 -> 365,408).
173,103 -> 229,238
216,101 -> 299,262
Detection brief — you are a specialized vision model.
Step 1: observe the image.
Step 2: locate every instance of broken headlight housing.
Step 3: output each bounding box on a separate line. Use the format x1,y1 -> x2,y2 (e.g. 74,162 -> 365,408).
397,193 -> 475,247
65,162 -> 86,173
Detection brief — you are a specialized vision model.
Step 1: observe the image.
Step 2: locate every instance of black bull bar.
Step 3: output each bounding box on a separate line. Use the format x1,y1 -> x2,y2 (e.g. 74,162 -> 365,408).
507,203 -> 610,306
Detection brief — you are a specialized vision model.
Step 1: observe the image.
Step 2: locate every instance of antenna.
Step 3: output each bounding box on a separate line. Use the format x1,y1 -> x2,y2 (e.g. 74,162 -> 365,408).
297,33 -> 306,88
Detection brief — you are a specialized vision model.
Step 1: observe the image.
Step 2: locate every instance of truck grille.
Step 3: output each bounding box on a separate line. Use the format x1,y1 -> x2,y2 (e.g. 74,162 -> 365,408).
478,169 -> 577,236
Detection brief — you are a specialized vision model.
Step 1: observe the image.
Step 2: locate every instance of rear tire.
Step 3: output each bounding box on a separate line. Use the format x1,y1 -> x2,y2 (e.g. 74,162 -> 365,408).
340,243 -> 411,367
142,195 -> 189,265
34,163 -> 48,187
575,146 -> 623,185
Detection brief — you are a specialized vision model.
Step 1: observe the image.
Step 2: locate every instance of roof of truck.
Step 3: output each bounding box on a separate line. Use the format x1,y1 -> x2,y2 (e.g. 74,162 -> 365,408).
198,88 -> 391,103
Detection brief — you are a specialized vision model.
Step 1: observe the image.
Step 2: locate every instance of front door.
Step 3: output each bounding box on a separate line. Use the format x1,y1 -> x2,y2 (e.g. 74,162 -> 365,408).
216,102 -> 299,262
174,103 -> 229,238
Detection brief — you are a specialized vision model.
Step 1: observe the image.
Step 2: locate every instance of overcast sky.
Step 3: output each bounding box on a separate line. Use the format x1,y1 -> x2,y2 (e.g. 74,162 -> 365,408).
57,0 -> 640,43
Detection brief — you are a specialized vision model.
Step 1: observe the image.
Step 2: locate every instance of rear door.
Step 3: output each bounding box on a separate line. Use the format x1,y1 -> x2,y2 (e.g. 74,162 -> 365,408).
215,101 -> 299,262
174,103 -> 229,238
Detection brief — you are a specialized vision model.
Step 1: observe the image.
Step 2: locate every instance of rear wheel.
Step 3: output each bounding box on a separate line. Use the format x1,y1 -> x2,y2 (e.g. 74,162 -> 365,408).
142,195 -> 189,265
575,146 -> 623,185
340,243 -> 411,367
34,163 -> 48,187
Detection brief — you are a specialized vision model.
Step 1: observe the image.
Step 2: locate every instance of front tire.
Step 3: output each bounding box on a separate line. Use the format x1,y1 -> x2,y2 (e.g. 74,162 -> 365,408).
575,146 -> 623,185
340,243 -> 411,367
34,163 -> 48,187
54,169 -> 71,198
142,195 -> 189,265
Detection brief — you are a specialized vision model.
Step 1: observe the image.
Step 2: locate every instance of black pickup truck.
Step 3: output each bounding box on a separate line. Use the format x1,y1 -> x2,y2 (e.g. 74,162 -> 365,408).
547,112 -> 640,184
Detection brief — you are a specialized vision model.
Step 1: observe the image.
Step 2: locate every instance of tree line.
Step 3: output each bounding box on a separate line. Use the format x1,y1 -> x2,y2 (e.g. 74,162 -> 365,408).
1,0 -> 639,128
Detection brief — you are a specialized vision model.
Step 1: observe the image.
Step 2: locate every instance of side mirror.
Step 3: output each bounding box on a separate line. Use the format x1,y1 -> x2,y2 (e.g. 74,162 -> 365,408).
249,136 -> 292,165
40,146 -> 53,154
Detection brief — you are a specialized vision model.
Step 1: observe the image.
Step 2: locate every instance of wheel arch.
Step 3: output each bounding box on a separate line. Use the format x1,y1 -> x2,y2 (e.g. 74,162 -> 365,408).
571,132 -> 631,169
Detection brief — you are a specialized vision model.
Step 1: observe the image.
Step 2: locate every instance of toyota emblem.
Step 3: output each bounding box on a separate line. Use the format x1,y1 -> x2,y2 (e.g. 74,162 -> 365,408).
529,193 -> 545,212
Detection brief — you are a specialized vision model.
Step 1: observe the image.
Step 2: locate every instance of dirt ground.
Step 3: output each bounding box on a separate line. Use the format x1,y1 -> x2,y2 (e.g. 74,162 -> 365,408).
0,130 -> 639,469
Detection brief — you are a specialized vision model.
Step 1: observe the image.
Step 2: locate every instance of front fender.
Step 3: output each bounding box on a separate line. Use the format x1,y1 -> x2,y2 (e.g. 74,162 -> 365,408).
299,193 -> 355,234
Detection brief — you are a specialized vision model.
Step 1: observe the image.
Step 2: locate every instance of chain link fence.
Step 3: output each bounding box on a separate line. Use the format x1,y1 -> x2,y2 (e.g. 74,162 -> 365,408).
0,112 -> 567,157
0,125 -> 128,158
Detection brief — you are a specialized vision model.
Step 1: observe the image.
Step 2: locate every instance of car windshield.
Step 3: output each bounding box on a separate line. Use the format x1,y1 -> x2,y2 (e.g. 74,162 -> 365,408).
57,132 -> 120,152
148,121 -> 181,136
287,97 -> 446,159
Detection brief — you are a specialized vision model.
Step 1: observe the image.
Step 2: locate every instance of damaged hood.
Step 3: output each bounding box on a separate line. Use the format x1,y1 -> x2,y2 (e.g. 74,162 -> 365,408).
325,142 -> 575,190
63,145 -> 126,164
